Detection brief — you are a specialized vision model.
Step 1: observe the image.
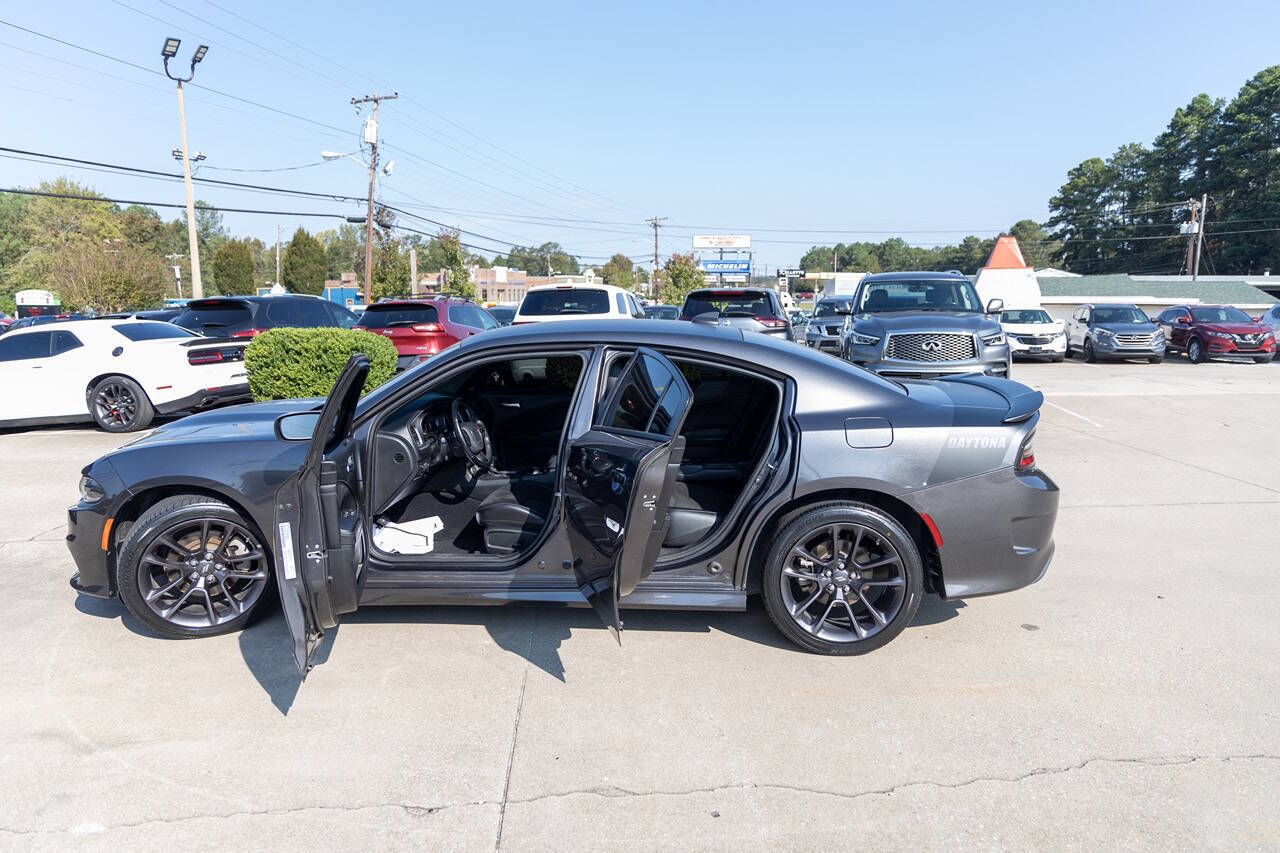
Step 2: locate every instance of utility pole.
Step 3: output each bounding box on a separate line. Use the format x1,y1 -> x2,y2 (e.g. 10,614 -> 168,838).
646,216 -> 666,296
351,92 -> 398,305
1184,198 -> 1199,275
161,38 -> 209,299
1192,193 -> 1209,281
275,224 -> 281,290
409,245 -> 418,296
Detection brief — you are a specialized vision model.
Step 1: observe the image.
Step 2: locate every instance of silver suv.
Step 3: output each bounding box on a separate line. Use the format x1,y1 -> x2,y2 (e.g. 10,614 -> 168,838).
680,287 -> 794,341
842,272 -> 1011,378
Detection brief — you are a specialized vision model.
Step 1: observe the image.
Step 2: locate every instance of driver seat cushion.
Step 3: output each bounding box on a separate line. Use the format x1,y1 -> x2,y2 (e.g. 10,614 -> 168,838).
475,479 -> 555,555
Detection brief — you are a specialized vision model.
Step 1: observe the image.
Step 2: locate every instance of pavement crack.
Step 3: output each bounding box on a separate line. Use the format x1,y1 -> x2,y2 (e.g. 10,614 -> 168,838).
0,523 -> 65,546
503,753 -> 1279,808
494,621 -> 536,851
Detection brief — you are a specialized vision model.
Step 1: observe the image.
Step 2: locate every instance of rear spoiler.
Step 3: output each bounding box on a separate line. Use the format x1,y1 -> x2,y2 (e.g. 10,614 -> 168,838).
181,336 -> 243,347
936,374 -> 1043,424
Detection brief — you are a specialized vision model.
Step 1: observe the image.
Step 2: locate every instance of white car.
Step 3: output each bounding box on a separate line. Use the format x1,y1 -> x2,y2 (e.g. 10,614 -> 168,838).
513,283 -> 645,324
1000,308 -> 1067,362
0,319 -> 251,432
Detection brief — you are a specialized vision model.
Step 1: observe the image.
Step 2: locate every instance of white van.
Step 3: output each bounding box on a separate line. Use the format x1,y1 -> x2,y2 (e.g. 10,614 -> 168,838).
513,283 -> 645,324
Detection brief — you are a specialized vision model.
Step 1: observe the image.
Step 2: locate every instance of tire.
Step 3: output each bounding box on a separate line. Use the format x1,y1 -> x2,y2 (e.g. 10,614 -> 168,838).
1254,354 -> 1274,364
1148,356 -> 1163,364
1188,338 -> 1206,364
1064,339 -> 1073,358
762,502 -> 924,655
1084,338 -> 1098,363
1051,355 -> 1066,363
89,375 -> 154,433
116,494 -> 271,639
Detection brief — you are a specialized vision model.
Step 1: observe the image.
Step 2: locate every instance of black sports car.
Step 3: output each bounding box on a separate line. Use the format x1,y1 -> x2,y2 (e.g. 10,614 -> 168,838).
66,321 -> 1059,674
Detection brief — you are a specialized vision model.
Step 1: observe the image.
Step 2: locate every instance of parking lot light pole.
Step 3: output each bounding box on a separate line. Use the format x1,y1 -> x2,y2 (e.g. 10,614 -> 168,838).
161,38 -> 209,300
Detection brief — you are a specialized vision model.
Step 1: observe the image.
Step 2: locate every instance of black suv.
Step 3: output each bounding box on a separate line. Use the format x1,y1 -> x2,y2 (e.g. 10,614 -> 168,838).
174,294 -> 361,338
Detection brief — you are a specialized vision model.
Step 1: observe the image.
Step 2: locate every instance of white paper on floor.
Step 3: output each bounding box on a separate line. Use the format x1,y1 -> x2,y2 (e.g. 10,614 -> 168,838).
372,516 -> 445,554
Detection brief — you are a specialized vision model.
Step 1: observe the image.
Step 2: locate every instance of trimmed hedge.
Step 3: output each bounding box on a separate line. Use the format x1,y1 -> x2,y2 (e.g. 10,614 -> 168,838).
244,327 -> 398,401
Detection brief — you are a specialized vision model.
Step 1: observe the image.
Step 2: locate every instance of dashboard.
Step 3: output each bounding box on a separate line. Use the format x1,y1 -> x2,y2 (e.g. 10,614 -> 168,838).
371,399 -> 459,512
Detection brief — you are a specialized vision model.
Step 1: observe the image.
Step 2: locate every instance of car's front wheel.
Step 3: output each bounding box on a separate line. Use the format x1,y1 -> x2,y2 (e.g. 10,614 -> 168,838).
1254,354 -> 1274,364
90,375 -> 154,432
1188,338 -> 1207,364
1084,338 -> 1098,363
116,495 -> 271,639
762,502 -> 923,655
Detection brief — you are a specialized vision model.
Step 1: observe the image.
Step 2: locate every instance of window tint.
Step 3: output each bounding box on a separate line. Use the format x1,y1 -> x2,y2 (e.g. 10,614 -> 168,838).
330,303 -> 360,329
474,307 -> 499,329
449,304 -> 487,328
112,322 -> 195,341
174,301 -> 253,333
519,288 -> 610,315
681,289 -> 772,319
51,330 -> 83,354
614,293 -> 626,315
0,331 -> 52,361
600,353 -> 684,436
854,280 -> 982,313
359,304 -> 439,328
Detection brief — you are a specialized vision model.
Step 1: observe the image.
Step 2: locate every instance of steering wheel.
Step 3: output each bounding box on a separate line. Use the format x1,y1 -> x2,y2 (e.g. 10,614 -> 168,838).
450,399 -> 495,471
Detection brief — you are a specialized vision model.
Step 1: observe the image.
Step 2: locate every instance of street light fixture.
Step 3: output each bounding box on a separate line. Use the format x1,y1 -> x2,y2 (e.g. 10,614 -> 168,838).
161,37 -> 210,298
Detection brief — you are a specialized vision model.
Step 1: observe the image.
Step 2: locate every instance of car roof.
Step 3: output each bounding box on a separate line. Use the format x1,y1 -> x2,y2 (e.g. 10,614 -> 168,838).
525,283 -> 623,292
366,298 -> 466,307
185,294 -> 325,306
1,318 -> 176,337
861,271 -> 972,282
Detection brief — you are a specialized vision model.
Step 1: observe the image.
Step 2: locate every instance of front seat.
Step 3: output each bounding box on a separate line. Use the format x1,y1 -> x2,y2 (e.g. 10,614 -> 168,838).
475,478 -> 555,555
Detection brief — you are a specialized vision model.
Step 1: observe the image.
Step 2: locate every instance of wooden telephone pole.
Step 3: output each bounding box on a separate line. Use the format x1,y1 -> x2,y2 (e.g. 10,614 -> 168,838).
646,216 -> 666,296
352,92 -> 398,305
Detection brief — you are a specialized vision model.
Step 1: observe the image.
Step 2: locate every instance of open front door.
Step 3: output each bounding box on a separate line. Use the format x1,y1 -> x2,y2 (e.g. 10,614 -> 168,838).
563,348 -> 693,639
273,355 -> 370,676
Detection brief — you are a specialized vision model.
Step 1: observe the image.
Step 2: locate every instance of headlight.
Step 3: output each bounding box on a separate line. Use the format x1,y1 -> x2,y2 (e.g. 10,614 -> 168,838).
79,475 -> 105,504
1206,330 -> 1232,340
981,332 -> 1005,346
1263,331 -> 1275,341
1094,327 -> 1114,337
1152,330 -> 1165,341
1052,330 -> 1066,339
849,332 -> 881,346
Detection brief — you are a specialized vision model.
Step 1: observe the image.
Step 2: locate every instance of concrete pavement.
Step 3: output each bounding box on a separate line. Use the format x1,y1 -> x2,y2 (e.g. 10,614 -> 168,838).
0,358 -> 1276,851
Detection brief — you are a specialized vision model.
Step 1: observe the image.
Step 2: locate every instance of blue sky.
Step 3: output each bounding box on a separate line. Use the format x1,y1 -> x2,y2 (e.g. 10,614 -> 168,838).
1,0 -> 1276,271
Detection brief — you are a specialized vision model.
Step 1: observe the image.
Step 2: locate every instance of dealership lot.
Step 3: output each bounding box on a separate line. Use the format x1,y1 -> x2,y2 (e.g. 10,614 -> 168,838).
1,359 -> 1277,851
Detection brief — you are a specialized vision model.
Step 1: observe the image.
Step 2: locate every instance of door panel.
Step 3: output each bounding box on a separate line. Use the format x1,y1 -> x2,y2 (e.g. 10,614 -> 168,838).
273,354 -> 370,676
563,348 -> 693,637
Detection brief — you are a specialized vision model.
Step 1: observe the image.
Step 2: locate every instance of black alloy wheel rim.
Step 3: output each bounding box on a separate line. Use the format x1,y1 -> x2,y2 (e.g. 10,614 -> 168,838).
137,518 -> 268,628
94,381 -> 137,427
779,522 -> 907,643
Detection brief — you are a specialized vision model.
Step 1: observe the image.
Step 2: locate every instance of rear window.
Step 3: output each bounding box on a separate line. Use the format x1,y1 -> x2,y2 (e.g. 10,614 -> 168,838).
265,298 -> 332,328
175,301 -> 253,333
519,288 -> 610,316
681,289 -> 772,319
112,322 -> 196,341
488,306 -> 516,322
359,304 -> 439,328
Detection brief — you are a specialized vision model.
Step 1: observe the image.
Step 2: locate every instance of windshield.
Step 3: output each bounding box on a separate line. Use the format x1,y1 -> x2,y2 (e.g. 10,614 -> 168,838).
1191,306 -> 1252,324
681,290 -> 772,319
357,304 -> 439,328
1093,306 -> 1151,324
519,288 -> 610,315
175,301 -> 253,333
1001,309 -> 1052,324
856,279 -> 982,313
812,301 -> 848,318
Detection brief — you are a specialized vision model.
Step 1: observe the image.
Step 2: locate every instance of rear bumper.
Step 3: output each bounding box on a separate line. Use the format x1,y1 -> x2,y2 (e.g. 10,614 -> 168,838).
154,382 -> 252,415
909,467 -> 1059,598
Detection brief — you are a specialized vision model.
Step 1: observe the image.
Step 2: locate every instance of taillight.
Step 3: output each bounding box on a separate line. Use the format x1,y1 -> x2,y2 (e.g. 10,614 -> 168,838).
1016,431 -> 1036,471
755,315 -> 788,329
231,328 -> 263,339
412,323 -> 443,333
188,350 -> 224,365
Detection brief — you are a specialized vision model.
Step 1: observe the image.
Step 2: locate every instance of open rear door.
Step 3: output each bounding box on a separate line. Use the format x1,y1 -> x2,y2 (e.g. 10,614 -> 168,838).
273,355 -> 370,676
563,348 -> 693,639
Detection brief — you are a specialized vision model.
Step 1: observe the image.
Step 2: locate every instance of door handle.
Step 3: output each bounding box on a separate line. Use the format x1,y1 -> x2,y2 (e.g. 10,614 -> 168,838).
500,401 -> 520,408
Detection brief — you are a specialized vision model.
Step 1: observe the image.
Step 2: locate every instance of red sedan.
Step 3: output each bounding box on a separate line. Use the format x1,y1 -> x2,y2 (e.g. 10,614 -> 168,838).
355,298 -> 499,370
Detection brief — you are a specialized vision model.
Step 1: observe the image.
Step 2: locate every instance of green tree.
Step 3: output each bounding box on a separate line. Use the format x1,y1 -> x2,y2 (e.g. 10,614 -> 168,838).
655,252 -> 704,306
501,242 -> 580,275
211,239 -> 255,294
1007,220 -> 1059,269
50,240 -> 167,313
436,228 -> 475,299
281,227 -> 327,295
599,252 -> 635,288
319,224 -> 363,279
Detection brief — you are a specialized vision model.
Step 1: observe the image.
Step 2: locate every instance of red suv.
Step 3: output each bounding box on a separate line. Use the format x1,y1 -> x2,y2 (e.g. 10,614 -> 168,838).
1157,304 -> 1276,364
355,298 -> 499,370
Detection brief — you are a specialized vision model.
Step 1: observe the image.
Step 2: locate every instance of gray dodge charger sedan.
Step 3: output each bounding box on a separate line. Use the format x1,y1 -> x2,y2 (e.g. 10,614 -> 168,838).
66,321 -> 1057,673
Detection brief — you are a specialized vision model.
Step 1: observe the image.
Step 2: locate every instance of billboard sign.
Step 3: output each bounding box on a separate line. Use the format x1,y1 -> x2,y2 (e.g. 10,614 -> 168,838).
693,234 -> 751,249
778,268 -> 806,278
699,259 -> 751,274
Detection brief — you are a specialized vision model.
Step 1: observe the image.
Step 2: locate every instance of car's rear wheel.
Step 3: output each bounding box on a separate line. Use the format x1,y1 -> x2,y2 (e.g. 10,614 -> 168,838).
762,502 -> 923,655
90,376 -> 154,432
116,495 -> 271,639
1188,338 -> 1206,364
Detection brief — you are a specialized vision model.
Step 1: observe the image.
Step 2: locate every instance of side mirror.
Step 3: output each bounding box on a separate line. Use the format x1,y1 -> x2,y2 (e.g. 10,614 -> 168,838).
1176,316 -> 1190,325
985,298 -> 1004,315
1253,316 -> 1263,323
276,411 -> 321,441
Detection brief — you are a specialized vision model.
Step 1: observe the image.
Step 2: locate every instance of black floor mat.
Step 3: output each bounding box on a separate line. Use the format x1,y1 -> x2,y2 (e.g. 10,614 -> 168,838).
386,492 -> 486,556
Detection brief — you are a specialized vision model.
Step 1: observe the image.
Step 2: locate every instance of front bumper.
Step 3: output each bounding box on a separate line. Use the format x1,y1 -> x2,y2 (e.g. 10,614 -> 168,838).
66,501 -> 116,597
1009,335 -> 1067,358
910,466 -> 1059,598
1203,337 -> 1276,357
154,382 -> 252,415
805,332 -> 843,352
848,348 -> 1011,379
1093,336 -> 1167,359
